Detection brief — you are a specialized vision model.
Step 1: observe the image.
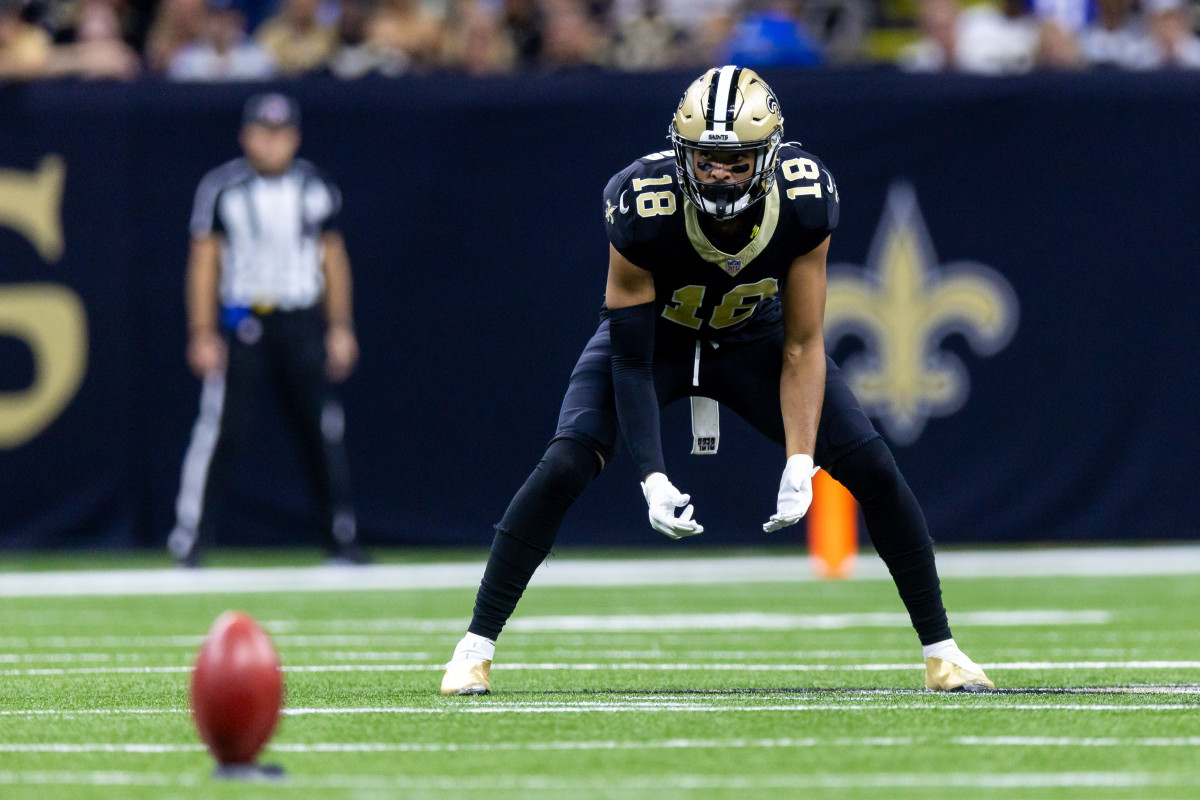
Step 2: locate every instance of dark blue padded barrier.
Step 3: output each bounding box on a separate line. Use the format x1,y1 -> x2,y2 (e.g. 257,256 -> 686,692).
2,69 -> 1198,549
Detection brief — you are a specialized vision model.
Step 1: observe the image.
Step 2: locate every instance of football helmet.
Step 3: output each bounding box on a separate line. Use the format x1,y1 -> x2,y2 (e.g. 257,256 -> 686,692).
669,65 -> 784,220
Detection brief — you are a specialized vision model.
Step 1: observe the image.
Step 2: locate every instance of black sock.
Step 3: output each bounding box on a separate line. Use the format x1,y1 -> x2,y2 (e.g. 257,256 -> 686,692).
875,543 -> 952,646
468,439 -> 600,641
827,438 -> 953,645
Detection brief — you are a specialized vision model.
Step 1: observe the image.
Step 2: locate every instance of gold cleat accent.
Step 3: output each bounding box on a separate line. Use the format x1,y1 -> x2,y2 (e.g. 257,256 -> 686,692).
925,656 -> 996,692
440,659 -> 491,696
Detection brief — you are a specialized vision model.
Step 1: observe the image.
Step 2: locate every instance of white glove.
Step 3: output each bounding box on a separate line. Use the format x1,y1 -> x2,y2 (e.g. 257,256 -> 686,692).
763,454 -> 818,533
640,472 -> 704,539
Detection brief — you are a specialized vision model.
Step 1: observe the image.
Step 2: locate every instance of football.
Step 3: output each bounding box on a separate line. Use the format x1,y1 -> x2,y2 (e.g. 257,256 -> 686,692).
190,611 -> 284,766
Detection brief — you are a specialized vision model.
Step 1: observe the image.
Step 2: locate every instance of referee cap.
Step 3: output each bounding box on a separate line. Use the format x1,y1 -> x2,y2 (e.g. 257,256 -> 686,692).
243,93 -> 301,129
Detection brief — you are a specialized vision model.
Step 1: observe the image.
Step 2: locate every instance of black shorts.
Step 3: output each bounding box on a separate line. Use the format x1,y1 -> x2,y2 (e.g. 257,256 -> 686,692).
551,319 -> 879,467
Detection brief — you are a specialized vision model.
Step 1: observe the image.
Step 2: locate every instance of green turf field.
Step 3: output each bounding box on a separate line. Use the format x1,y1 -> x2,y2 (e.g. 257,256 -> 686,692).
1,548 -> 1199,798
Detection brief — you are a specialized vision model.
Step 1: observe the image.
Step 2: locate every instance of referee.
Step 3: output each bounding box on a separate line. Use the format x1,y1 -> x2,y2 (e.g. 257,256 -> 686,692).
167,92 -> 368,567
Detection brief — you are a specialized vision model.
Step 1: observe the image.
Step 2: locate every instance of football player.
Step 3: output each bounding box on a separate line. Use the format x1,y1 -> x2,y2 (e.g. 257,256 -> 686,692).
441,66 -> 994,695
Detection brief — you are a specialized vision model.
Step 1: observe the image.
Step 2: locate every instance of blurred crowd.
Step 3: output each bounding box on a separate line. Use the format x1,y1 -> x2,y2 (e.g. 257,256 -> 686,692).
2,0 -> 1199,81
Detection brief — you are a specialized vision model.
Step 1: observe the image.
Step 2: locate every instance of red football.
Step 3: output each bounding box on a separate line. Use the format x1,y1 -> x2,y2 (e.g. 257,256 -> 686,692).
190,611 -> 284,765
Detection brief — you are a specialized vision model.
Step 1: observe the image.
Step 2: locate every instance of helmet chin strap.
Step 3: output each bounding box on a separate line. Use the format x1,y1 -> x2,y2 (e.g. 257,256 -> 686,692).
701,188 -> 751,220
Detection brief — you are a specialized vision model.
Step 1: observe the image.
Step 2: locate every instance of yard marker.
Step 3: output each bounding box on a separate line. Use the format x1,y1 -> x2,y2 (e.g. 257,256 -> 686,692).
808,469 -> 858,579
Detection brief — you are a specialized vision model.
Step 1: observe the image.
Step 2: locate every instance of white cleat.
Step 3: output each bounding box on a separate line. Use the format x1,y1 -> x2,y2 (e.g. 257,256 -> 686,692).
441,632 -> 495,695
923,638 -> 996,692
440,658 -> 491,696
925,656 -> 996,693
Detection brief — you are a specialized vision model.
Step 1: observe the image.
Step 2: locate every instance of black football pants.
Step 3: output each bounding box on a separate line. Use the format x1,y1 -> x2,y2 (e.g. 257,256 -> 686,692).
468,320 -> 952,646
178,307 -> 356,557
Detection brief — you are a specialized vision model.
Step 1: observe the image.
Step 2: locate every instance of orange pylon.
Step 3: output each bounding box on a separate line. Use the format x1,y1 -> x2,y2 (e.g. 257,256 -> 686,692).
807,469 -> 858,579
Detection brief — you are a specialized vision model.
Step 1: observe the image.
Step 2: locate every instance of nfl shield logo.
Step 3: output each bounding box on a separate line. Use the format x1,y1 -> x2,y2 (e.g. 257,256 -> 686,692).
726,258 -> 742,275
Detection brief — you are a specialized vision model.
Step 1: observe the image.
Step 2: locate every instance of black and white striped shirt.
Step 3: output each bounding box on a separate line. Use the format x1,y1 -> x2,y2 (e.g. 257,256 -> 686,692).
190,158 -> 342,310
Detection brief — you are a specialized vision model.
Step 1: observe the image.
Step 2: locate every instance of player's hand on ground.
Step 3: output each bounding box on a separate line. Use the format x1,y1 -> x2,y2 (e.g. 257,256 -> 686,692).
187,330 -> 226,378
763,454 -> 818,533
325,324 -> 359,383
640,472 -> 703,539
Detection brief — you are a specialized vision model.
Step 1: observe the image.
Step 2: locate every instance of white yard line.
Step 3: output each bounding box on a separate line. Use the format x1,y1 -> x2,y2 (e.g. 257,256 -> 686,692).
3,658 -> 1199,678
4,736 -> 1200,755
284,703 -> 1200,714
0,608 -> 1116,668
3,647 -> 1147,662
4,699 -> 1198,718
0,770 -> 1197,790
503,610 -> 1112,632
4,644 -> 1174,665
0,634 -> 432,649
954,736 -> 1200,746
0,610 -> 1113,652
0,744 -> 206,753
0,709 -> 179,716
3,546 -> 1200,596
262,609 -> 1112,634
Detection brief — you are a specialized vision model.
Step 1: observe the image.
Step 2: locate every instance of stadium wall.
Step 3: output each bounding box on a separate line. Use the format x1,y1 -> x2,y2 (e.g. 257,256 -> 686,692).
2,70 -> 1198,550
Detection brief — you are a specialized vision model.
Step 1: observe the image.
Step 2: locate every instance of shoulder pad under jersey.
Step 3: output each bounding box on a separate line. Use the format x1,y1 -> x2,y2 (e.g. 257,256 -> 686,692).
602,150 -> 680,257
774,142 -> 840,235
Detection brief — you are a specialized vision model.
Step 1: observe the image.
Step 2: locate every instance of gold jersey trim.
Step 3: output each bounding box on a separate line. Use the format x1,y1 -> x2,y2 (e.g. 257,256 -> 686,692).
683,184 -> 780,277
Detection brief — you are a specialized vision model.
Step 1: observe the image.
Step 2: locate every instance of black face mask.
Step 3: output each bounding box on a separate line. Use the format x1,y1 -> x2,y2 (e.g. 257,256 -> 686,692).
697,178 -> 748,218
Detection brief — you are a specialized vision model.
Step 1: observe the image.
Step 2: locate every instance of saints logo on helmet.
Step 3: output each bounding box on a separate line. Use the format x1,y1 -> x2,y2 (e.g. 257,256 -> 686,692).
669,65 -> 784,220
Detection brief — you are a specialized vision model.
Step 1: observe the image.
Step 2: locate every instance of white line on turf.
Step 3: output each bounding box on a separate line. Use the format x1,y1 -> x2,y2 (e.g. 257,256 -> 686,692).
0,634 -> 436,649
261,609 -> 1111,633
285,703 -> 1200,714
0,648 -> 1008,663
0,744 -> 206,753
955,737 -> 1200,746
0,770 -> 1198,789
0,610 -> 1111,647
4,546 -> 1200,597
3,700 -> 1197,718
503,610 -> 1113,632
0,709 -> 176,716
4,736 -> 1200,754
4,659 -> 1200,678
0,649 -> 916,665
0,645 -> 1177,664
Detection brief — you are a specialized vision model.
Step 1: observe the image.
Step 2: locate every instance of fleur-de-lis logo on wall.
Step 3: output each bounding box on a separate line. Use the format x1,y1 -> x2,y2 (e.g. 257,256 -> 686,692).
0,155 -> 87,449
825,182 -> 1018,446
0,156 -> 65,262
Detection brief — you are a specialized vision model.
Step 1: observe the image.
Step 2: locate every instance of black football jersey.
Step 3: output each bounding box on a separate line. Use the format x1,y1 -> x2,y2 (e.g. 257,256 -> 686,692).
603,143 -> 839,343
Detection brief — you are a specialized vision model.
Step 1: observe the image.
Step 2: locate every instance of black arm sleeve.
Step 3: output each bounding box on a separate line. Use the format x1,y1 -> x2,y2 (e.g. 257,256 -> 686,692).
609,301 -> 666,479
